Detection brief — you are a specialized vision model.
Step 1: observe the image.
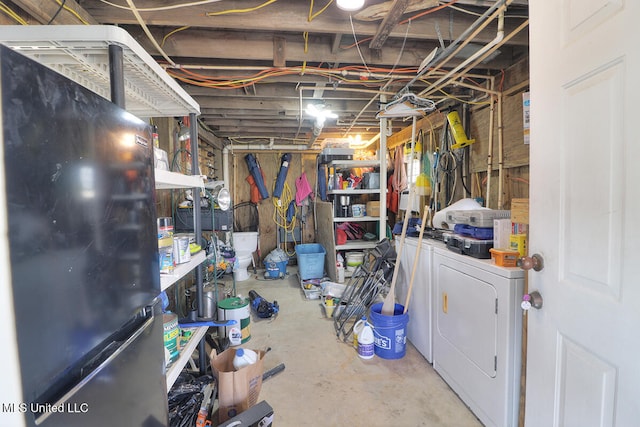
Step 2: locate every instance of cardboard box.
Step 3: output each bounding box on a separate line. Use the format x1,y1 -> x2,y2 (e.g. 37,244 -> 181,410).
493,218 -> 512,249
366,201 -> 380,217
510,233 -> 527,257
210,348 -> 266,423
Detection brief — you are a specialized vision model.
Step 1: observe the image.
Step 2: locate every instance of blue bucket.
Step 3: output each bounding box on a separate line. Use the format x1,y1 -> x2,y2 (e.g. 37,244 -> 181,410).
369,303 -> 409,359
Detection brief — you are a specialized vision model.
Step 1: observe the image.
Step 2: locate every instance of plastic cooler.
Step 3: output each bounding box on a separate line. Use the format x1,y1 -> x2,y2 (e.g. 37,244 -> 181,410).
295,243 -> 326,280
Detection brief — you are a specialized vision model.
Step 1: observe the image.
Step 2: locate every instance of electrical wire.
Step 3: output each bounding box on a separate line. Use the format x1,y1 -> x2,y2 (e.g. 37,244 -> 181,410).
97,0 -> 223,12
165,64 -> 421,90
125,0 -> 176,66
47,0 -> 90,24
162,26 -> 191,47
308,0 -> 333,21
382,18 -> 412,79
0,2 -> 28,25
399,0 -> 461,25
272,181 -> 297,256
206,0 -> 278,16
349,14 -> 371,74
47,0 -> 66,25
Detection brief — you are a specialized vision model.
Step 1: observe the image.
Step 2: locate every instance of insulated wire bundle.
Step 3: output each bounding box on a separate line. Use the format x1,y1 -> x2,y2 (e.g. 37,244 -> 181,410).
272,182 -> 297,256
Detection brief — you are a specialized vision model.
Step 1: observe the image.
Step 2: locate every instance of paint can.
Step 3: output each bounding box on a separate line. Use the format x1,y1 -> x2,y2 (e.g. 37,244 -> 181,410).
199,282 -> 226,319
173,235 -> 191,264
163,312 -> 180,363
217,297 -> 251,346
345,252 -> 364,272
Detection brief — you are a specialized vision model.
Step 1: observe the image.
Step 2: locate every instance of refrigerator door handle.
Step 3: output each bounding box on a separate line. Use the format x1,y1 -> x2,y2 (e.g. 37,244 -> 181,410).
34,314 -> 155,425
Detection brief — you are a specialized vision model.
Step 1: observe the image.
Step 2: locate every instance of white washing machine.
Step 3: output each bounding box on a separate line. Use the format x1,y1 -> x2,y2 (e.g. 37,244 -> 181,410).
395,237 -> 445,363
432,246 -> 524,427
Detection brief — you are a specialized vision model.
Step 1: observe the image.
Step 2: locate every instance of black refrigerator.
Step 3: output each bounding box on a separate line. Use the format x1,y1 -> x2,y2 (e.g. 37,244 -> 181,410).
1,46 -> 169,426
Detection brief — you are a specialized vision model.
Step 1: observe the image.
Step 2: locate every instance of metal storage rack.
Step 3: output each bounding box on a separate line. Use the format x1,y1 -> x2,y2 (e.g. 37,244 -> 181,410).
0,26 -> 206,391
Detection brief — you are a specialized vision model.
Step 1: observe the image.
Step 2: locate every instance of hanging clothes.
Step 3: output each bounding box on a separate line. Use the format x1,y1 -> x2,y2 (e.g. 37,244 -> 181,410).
388,145 -> 407,214
244,154 -> 269,200
317,163 -> 327,201
246,172 -> 265,204
295,172 -> 314,206
273,153 -> 292,199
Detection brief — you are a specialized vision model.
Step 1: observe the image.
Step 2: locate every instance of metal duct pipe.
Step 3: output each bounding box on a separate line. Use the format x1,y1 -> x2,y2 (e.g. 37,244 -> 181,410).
401,0 -> 511,92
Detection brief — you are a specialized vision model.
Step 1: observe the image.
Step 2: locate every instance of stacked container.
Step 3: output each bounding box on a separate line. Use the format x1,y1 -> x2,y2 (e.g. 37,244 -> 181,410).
444,210 -> 510,259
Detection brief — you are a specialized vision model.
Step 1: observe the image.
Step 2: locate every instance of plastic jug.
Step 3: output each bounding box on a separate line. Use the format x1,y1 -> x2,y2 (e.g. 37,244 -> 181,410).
357,321 -> 374,360
336,254 -> 345,283
352,316 -> 366,349
232,348 -> 258,370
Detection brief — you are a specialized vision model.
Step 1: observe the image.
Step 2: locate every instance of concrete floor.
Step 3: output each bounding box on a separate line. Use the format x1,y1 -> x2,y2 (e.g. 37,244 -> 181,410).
218,265 -> 484,427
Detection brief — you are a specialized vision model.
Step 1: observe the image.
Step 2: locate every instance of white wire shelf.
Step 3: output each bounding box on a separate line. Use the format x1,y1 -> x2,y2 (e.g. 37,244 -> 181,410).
160,250 -> 206,293
155,169 -> 205,190
0,25 -> 200,119
165,326 -> 208,390
335,240 -> 379,250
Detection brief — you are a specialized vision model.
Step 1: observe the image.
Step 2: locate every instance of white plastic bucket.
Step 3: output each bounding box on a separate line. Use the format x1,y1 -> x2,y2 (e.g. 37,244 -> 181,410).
345,252 -> 364,272
352,204 -> 366,217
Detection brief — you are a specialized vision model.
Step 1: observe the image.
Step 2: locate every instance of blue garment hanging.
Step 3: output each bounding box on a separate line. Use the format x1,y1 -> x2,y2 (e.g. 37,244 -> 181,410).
273,153 -> 291,199
317,162 -> 327,201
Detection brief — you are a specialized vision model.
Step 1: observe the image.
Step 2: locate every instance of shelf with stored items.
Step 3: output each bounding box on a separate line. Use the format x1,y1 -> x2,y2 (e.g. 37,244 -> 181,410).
317,156 -> 387,281
155,169 -> 208,390
0,25 -> 206,424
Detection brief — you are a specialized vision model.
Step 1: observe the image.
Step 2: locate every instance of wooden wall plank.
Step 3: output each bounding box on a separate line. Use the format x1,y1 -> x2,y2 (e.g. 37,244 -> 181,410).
469,91 -> 530,172
316,200 -> 337,282
232,151 -> 319,262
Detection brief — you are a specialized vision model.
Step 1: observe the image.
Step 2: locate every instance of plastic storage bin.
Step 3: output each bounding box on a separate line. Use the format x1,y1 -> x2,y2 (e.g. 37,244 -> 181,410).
445,233 -> 494,259
489,248 -> 520,267
454,223 -> 494,240
446,209 -> 510,228
296,243 -> 326,280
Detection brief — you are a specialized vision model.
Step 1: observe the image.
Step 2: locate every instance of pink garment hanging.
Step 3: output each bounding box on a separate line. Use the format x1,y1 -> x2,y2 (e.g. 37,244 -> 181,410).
392,145 -> 407,193
295,172 -> 314,206
388,145 -> 406,213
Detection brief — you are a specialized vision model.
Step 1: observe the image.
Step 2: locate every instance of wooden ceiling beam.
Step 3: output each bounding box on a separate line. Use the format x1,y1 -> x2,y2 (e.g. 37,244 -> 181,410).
12,0 -> 97,25
369,0 -> 410,50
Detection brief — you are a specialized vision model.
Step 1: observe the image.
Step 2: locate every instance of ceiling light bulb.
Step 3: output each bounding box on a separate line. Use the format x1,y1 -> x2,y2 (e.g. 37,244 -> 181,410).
336,0 -> 365,12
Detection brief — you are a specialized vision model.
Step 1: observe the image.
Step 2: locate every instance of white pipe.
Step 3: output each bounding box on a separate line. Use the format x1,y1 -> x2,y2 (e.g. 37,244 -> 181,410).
231,144 -> 314,151
401,0 -> 511,91
223,145 -> 230,189
497,93 -> 504,209
486,81 -> 495,208
379,94 -> 387,233
420,10 -> 506,98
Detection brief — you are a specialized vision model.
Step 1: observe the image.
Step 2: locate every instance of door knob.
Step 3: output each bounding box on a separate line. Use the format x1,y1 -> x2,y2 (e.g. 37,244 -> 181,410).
520,253 -> 544,271
521,291 -> 543,310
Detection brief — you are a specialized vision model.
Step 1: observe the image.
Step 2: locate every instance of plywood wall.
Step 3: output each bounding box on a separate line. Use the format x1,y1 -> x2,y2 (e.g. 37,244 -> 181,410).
230,150 -> 318,261
468,90 -> 530,209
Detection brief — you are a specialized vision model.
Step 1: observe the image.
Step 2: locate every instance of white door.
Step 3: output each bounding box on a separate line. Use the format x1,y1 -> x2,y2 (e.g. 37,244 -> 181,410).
526,1 -> 640,426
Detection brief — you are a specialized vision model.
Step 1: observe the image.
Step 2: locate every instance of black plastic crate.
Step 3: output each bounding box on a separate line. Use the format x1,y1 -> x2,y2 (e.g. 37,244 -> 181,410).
174,207 -> 233,231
